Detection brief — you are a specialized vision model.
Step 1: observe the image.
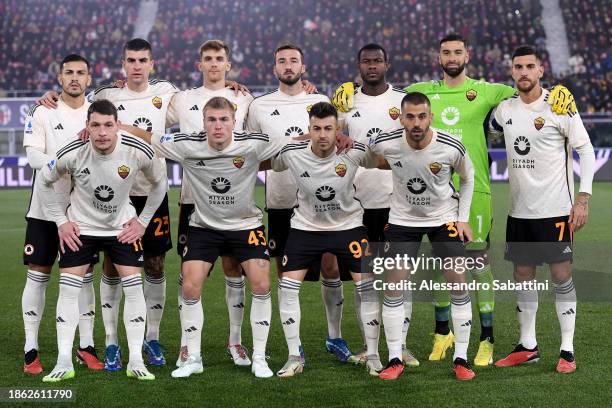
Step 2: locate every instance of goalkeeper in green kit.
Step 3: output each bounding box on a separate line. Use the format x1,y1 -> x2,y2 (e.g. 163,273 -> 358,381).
333,33 -> 577,366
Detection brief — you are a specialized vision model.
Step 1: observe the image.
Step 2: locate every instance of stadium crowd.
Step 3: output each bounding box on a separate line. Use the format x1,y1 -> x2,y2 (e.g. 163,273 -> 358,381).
0,0 -> 610,112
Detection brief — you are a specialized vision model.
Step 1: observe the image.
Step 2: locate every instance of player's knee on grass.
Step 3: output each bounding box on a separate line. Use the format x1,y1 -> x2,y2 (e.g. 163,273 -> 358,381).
549,261 -> 572,284
28,264 -> 52,274
144,254 -> 165,278
222,256 -> 243,278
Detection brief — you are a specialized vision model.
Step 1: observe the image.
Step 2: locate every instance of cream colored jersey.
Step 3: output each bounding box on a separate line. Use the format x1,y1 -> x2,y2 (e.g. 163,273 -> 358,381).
23,99 -> 90,221
39,133 -> 167,236
166,85 -> 254,204
272,141 -> 376,231
370,128 -> 474,227
92,79 -> 178,196
338,84 -> 404,209
151,131 -> 287,231
246,89 -> 329,209
492,89 -> 592,218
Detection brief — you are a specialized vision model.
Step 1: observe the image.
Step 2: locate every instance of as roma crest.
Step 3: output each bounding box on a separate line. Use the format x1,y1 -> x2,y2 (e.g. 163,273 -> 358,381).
466,89 -> 477,101
233,156 -> 245,169
152,96 -> 162,109
232,103 -> 238,111
335,163 -> 347,177
534,117 -> 545,130
306,104 -> 313,113
389,107 -> 400,120
429,162 -> 442,175
118,165 -> 130,179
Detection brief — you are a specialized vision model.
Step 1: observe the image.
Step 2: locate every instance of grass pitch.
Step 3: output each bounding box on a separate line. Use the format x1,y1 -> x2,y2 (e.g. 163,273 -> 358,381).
0,183 -> 611,407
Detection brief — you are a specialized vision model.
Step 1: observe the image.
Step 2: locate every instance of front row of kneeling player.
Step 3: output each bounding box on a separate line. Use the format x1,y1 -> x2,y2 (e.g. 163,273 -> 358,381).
35,66 -> 594,382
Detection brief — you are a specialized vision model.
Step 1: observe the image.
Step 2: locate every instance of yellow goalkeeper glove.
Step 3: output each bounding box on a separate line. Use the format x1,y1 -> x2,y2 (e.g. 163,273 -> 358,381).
548,84 -> 577,115
332,82 -> 357,113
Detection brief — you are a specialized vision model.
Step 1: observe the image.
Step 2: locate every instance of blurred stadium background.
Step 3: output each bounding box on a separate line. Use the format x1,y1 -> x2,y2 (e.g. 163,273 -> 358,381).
0,1 -> 610,405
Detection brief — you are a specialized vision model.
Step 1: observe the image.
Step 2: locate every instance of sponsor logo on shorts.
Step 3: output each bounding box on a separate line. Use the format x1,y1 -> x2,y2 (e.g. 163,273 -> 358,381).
388,107 -> 400,120
268,239 -> 276,250
178,234 -> 187,244
152,96 -> 162,109
282,255 -> 288,266
118,165 -> 130,179
183,246 -> 188,257
24,244 -> 34,256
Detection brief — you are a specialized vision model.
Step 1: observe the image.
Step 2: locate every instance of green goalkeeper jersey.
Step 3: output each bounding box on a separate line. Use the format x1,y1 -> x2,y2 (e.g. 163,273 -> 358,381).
405,78 -> 516,194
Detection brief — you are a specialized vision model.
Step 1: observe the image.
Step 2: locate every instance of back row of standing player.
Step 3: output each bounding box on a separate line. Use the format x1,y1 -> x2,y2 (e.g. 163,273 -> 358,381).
23,34 -> 594,382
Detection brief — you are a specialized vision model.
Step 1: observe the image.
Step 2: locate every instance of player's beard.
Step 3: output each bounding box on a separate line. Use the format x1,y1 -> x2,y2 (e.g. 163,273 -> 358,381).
277,72 -> 302,86
441,62 -> 466,78
362,72 -> 385,87
517,78 -> 537,93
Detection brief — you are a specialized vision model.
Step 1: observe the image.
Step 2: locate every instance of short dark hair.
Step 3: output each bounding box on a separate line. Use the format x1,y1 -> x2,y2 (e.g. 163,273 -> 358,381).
401,92 -> 431,109
60,54 -> 90,72
203,96 -> 236,117
199,39 -> 231,60
512,45 -> 541,61
274,43 -> 304,64
123,38 -> 153,59
308,102 -> 338,121
440,33 -> 467,48
357,43 -> 388,62
87,99 -> 118,121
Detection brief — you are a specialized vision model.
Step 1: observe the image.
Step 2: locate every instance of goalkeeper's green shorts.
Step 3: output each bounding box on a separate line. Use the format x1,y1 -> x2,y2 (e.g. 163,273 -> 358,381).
466,191 -> 492,251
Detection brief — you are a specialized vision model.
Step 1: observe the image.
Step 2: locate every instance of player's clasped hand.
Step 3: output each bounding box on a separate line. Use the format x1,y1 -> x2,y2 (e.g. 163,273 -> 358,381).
37,90 -> 60,109
58,222 -> 82,253
457,221 -> 473,244
117,217 -> 146,244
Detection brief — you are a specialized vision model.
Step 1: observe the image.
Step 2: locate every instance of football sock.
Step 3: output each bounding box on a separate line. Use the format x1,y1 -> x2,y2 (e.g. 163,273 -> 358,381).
517,285 -> 538,349
181,297 -> 203,359
354,283 -> 366,346
78,270 -> 95,349
178,273 -> 186,348
382,295 -> 404,361
278,278 -> 302,357
144,273 -> 166,342
250,291 -> 272,356
22,270 -> 50,352
122,274 -> 147,366
433,271 -> 451,334
471,264 -> 495,341
225,276 -> 246,345
321,277 -> 343,339
402,288 -> 413,346
451,293 -> 472,361
554,278 -> 576,353
356,279 -> 380,357
56,273 -> 83,368
100,274 -> 122,347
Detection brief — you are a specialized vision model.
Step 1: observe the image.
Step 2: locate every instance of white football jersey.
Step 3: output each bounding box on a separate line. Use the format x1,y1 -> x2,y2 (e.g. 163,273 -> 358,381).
151,131 -> 287,231
272,141 -> 376,231
493,89 -> 592,218
23,99 -> 90,221
166,86 -> 254,204
39,133 -> 167,236
338,84 -> 405,209
370,128 -> 474,227
92,79 -> 179,196
246,89 -> 329,209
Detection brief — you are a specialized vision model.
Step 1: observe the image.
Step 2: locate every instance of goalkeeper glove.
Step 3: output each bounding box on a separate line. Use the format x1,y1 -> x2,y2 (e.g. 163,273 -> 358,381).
548,84 -> 577,115
332,82 -> 357,113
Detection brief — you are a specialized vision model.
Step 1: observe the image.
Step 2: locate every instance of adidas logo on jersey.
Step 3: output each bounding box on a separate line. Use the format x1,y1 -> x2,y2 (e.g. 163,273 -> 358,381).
271,109 -> 280,116
563,246 -> 572,254
54,123 -> 64,130
117,105 -> 126,111
300,171 -> 310,177
393,161 -> 402,168
506,118 -> 513,125
190,105 -> 199,111
352,111 -> 361,118
432,94 -> 441,100
80,168 -> 90,175
196,160 -> 206,167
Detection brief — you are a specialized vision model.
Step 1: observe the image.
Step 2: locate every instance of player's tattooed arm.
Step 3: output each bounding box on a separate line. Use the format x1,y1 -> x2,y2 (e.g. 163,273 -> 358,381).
302,80 -> 318,94
118,124 -> 153,144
